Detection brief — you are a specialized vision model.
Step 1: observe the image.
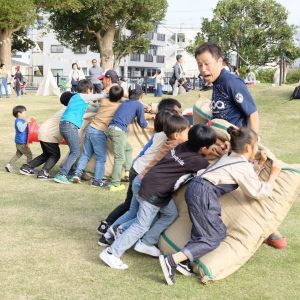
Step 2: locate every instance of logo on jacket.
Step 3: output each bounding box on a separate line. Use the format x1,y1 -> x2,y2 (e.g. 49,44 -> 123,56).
235,93 -> 244,103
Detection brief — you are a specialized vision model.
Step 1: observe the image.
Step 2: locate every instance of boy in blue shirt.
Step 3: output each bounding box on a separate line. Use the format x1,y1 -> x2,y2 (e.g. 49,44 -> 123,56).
5,105 -> 32,173
54,79 -> 106,184
107,84 -> 148,192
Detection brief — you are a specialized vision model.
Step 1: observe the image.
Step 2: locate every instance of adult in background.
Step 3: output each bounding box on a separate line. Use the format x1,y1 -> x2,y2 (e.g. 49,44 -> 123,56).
69,63 -> 85,93
98,69 -> 120,93
152,69 -> 164,97
194,41 -> 286,249
14,66 -> 23,98
89,59 -> 103,93
171,54 -> 185,96
0,63 -> 9,98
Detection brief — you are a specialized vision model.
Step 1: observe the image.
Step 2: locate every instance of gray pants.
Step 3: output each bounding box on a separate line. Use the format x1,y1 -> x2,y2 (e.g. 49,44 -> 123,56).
9,144 -> 32,165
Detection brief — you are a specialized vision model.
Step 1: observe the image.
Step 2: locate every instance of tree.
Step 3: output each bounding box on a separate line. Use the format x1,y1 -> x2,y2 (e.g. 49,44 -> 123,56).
187,0 -> 299,66
12,30 -> 35,53
0,1 -> 36,68
0,1 -> 81,69
48,0 -> 168,69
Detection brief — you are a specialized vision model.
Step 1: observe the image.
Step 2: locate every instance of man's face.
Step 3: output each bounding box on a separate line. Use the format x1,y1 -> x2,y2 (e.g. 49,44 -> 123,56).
92,60 -> 97,66
102,77 -> 111,88
196,51 -> 223,84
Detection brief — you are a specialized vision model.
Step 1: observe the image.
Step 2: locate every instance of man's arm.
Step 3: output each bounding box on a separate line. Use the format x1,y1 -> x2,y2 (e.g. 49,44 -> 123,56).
248,111 -> 259,134
174,64 -> 181,80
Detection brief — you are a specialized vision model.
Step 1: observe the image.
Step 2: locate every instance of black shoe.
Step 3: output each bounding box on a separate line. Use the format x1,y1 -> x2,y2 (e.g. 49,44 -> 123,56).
97,220 -> 109,235
98,235 -> 114,247
37,170 -> 53,180
20,164 -> 35,176
159,255 -> 176,285
176,260 -> 194,276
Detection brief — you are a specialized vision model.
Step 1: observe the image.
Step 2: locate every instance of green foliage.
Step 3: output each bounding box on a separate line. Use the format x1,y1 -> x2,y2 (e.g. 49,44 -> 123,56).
189,0 -> 298,66
12,30 -> 35,53
0,0 -> 36,30
286,68 -> 300,84
47,0 -> 168,66
255,68 -> 276,83
185,32 -> 205,56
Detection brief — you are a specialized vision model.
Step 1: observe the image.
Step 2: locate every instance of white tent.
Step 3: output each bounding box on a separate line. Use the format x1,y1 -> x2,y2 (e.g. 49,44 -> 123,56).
36,69 -> 61,96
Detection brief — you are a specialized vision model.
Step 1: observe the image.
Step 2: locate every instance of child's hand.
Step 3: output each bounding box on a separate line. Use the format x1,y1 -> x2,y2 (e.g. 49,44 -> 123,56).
259,150 -> 267,163
271,159 -> 281,175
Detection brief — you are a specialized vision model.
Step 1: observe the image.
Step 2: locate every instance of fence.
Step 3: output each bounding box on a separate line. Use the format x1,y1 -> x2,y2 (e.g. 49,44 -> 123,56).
22,74 -> 204,94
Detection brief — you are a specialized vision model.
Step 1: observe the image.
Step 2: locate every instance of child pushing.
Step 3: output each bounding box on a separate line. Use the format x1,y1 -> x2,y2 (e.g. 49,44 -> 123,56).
159,126 -> 281,285
5,105 -> 32,172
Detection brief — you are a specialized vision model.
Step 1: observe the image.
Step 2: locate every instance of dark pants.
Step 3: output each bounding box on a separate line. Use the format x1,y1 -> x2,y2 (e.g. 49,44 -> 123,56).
106,166 -> 138,224
182,177 -> 237,262
28,141 -> 61,173
93,83 -> 102,93
71,84 -> 78,93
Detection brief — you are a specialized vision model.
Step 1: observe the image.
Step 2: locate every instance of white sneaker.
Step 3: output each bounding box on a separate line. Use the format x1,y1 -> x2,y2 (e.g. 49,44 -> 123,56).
5,164 -> 13,173
99,248 -> 128,270
134,240 -> 161,257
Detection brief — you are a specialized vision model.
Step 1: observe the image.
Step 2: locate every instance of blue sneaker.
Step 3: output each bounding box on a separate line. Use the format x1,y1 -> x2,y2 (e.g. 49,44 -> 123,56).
92,179 -> 109,188
54,174 -> 71,184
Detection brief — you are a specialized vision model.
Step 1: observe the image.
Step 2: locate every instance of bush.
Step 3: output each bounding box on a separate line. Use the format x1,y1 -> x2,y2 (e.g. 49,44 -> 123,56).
286,68 -> 300,84
255,68 -> 276,83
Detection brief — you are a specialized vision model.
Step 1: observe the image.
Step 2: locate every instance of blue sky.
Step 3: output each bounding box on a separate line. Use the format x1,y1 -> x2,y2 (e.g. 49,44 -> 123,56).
165,0 -> 300,28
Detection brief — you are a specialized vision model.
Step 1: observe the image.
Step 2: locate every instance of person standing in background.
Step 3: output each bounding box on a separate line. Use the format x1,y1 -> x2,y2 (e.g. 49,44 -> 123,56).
69,63 -> 85,93
0,63 -> 9,98
14,66 -> 23,98
89,59 -> 103,93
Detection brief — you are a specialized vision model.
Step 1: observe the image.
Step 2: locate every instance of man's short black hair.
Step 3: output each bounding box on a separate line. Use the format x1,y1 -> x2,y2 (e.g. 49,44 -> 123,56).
194,42 -> 223,60
109,85 -> 124,102
77,79 -> 94,93
187,124 -> 217,152
128,83 -> 143,99
176,54 -> 183,61
163,114 -> 189,138
60,91 -> 73,106
12,105 -> 26,118
158,98 -> 182,112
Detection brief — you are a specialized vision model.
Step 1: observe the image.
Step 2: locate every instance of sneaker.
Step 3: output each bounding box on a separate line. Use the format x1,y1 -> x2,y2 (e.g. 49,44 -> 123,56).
72,175 -> 81,183
99,248 -> 128,270
176,261 -> 194,276
20,164 -> 35,176
97,220 -> 109,235
98,235 -> 114,247
159,255 -> 176,285
92,179 -> 109,187
5,164 -> 13,173
37,170 -> 53,180
134,240 -> 161,257
54,174 -> 71,184
108,184 -> 125,192
264,236 -> 287,249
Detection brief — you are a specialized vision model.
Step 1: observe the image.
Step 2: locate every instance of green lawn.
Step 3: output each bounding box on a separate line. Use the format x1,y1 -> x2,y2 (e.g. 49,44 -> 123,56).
0,85 -> 299,300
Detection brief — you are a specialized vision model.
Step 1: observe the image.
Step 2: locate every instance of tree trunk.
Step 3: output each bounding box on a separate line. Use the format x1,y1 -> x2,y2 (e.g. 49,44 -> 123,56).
99,24 -> 115,70
0,29 -> 13,70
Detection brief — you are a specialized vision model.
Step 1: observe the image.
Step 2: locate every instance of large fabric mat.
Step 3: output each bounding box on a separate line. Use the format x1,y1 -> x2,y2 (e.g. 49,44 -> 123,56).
159,117 -> 300,282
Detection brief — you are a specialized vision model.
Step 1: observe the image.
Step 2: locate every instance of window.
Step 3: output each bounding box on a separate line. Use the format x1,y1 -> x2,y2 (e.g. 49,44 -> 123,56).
74,46 -> 87,54
51,45 -> 64,53
34,66 -> 44,77
149,45 -> 157,56
145,32 -> 154,40
157,33 -> 165,41
144,54 -> 153,62
130,53 -> 141,61
81,67 -> 87,75
51,69 -> 63,77
156,55 -> 165,63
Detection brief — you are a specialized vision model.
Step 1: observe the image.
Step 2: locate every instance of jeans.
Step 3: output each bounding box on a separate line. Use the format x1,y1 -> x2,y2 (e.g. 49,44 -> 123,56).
105,167 -> 138,224
28,141 -> 61,172
0,78 -> 9,97
71,84 -> 78,93
108,194 -> 178,258
154,83 -> 163,97
110,176 -> 142,231
58,121 -> 80,176
108,127 -> 133,186
75,125 -> 107,181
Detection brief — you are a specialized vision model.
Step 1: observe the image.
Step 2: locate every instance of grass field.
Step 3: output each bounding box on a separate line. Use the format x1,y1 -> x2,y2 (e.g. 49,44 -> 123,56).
0,84 -> 299,300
